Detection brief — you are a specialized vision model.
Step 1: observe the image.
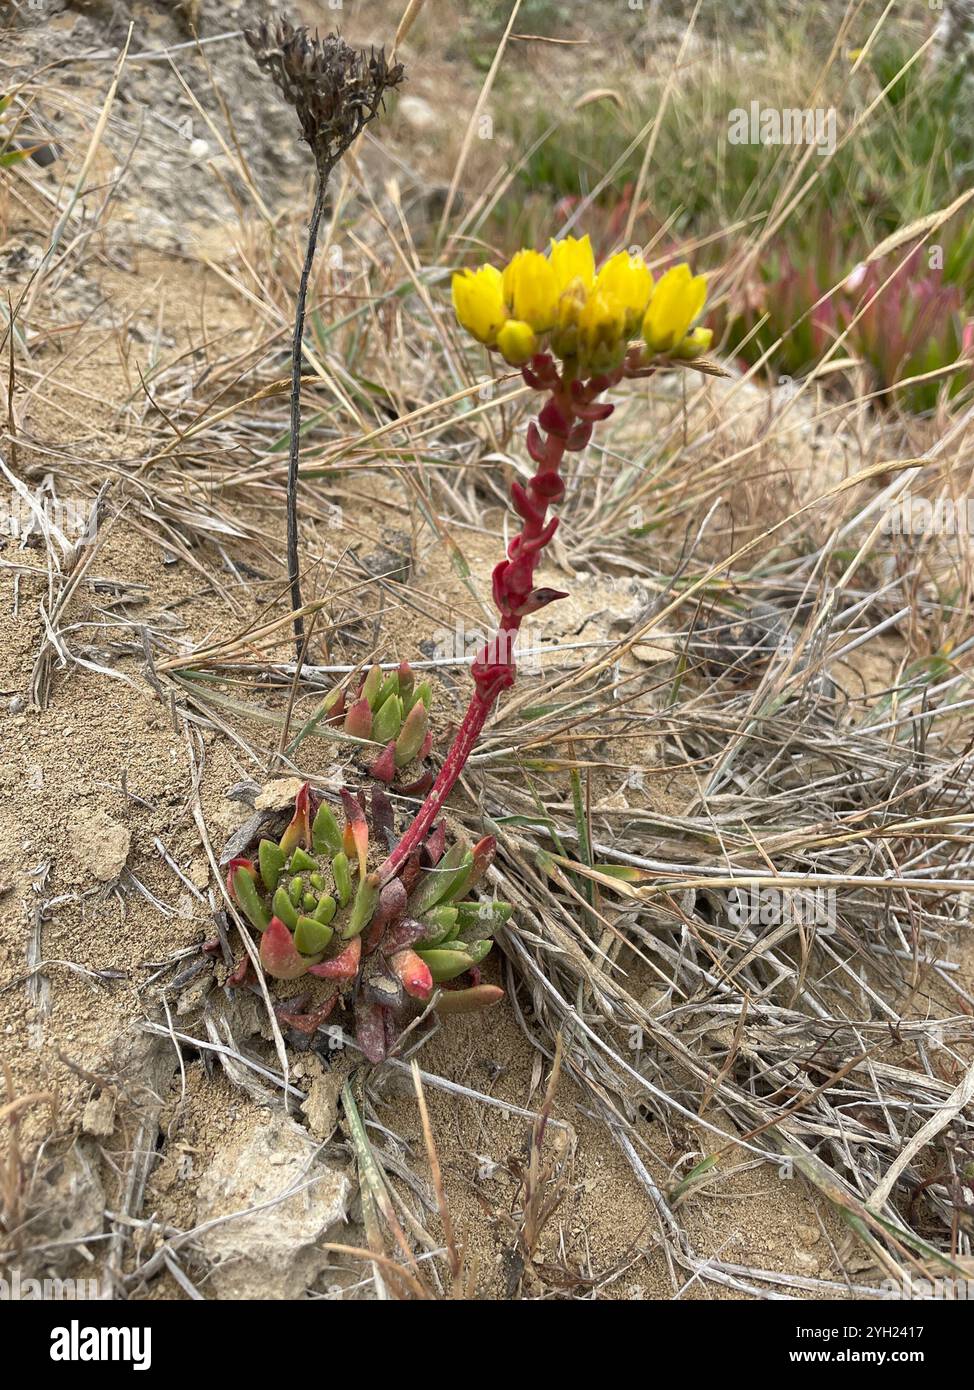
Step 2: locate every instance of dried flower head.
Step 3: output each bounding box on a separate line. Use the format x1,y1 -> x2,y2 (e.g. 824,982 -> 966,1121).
245,15 -> 405,172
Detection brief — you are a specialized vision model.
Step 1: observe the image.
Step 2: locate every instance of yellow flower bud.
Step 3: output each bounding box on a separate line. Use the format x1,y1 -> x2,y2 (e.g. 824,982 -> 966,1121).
674,326 -> 714,359
548,234 -> 596,294
496,318 -> 538,366
451,264 -> 508,346
642,264 -> 708,354
502,250 -> 558,332
577,288 -> 626,372
594,251 -> 654,334
549,278 -> 588,360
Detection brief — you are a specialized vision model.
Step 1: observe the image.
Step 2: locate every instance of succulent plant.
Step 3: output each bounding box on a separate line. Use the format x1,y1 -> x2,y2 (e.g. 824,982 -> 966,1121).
225,782 -> 507,1061
311,660 -> 437,791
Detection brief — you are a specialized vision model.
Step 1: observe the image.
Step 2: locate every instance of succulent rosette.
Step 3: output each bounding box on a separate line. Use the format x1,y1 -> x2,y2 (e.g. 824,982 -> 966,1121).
225,782 -> 507,1062
310,660 -> 436,791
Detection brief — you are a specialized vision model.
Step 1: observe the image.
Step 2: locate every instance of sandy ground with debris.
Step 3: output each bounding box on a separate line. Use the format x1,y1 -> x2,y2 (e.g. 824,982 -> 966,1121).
2,0 -> 971,1301
0,381 -> 856,1296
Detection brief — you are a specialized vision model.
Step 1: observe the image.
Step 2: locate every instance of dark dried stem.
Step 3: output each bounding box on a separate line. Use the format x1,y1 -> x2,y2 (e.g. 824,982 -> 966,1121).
287,167 -> 331,655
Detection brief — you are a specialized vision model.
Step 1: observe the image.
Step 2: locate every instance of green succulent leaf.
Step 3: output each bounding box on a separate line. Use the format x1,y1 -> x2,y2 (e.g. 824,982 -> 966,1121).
394,698 -> 428,767
294,915 -> 334,955
444,850 -> 477,904
343,872 -> 380,939
361,663 -> 383,707
273,885 -> 298,930
410,844 -> 471,917
372,692 -> 403,743
312,802 -> 343,856
289,847 -> 316,873
232,865 -> 270,932
375,671 -> 400,708
416,947 -> 475,983
332,851 -> 352,907
464,939 -> 494,966
314,894 -> 337,925
418,904 -> 458,946
258,839 -> 285,894
455,900 -> 513,929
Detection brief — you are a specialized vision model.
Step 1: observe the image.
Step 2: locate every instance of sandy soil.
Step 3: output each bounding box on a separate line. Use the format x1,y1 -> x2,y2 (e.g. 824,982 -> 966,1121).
2,0 -> 967,1302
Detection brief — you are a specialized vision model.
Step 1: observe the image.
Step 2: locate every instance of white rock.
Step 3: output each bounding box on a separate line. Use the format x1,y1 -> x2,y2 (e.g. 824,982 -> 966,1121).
196,1112 -> 351,1299
255,777 -> 305,812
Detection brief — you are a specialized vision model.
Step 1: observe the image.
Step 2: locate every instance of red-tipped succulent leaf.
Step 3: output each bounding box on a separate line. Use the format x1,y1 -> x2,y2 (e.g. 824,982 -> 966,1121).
397,770 -> 434,797
226,955 -> 255,989
308,934 -> 361,981
466,835 -> 496,893
260,915 -> 316,979
364,877 -> 408,953
380,916 -> 426,956
422,821 -> 447,868
344,696 -> 373,740
370,740 -> 397,784
389,948 -> 433,1001
340,788 -> 369,877
279,782 -> 312,856
394,698 -> 428,768
433,983 -> 505,1015
275,994 -> 338,1035
225,856 -> 257,901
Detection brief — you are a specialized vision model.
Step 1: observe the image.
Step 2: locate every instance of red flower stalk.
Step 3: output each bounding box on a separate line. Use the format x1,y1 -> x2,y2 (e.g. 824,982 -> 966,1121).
378,354 -> 623,883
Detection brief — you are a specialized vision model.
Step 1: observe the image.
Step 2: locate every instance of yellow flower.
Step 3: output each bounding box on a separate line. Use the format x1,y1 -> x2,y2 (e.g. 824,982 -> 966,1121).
502,250 -> 558,332
642,264 -> 708,354
576,289 -> 627,372
674,326 -> 713,359
451,264 -> 508,346
496,319 -> 538,366
594,251 -> 654,334
451,239 -> 710,376
549,278 -> 587,360
549,234 -> 596,294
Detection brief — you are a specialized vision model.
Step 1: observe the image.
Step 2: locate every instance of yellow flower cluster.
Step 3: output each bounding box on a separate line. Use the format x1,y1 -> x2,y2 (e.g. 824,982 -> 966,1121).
452,235 -> 711,373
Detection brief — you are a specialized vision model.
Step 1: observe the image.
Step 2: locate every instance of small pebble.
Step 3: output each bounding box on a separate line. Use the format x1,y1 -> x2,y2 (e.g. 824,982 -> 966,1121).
8,696 -> 24,714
